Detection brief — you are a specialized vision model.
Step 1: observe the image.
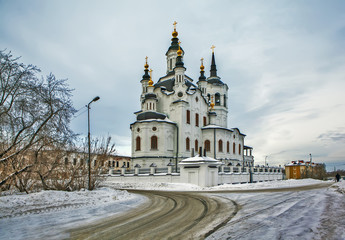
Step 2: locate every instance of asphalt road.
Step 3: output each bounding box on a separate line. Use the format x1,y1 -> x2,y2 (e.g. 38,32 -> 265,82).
68,183 -> 332,240
68,190 -> 238,240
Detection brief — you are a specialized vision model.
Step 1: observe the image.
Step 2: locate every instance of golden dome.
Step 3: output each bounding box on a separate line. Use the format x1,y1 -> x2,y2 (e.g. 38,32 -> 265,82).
148,79 -> 153,86
148,69 -> 153,86
172,30 -> 178,38
210,101 -> 215,110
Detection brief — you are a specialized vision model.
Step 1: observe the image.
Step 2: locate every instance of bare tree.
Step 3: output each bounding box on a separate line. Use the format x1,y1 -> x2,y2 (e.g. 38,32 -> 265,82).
0,50 -> 76,189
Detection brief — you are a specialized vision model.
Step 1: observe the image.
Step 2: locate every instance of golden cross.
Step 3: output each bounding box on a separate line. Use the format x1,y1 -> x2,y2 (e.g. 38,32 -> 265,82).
149,69 -> 153,77
211,45 -> 216,53
173,21 -> 177,30
178,41 -> 181,50
145,56 -> 148,63
201,57 -> 204,65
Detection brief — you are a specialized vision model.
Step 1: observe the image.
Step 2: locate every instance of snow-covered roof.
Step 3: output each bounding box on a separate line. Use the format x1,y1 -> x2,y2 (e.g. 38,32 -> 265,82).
179,155 -> 222,165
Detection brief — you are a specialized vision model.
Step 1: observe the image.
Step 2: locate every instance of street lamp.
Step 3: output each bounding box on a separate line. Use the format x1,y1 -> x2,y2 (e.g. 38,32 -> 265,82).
87,96 -> 100,190
265,155 -> 268,166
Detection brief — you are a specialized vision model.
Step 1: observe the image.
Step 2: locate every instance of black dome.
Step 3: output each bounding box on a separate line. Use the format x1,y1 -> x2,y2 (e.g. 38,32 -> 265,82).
137,111 -> 167,120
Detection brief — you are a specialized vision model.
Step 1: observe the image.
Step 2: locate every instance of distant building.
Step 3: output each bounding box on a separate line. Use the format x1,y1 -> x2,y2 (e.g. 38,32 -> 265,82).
285,160 -> 324,179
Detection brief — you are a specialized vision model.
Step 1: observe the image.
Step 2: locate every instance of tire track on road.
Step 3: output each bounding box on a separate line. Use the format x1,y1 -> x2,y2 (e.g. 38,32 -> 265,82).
68,190 -> 237,240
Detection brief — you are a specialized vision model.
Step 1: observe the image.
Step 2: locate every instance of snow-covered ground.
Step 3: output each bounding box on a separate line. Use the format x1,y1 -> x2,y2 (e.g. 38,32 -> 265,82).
0,179 -> 344,239
0,188 -> 145,240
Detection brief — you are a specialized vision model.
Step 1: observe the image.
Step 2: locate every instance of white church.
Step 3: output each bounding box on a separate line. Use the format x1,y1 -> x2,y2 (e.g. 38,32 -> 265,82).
130,23 -> 254,170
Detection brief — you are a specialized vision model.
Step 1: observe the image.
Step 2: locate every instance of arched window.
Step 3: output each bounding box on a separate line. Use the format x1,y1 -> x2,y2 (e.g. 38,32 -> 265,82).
186,110 -> 190,124
218,139 -> 223,152
186,137 -> 190,151
239,144 -> 241,155
224,95 -> 227,107
64,158 -> 68,165
227,141 -> 230,153
203,116 -> 207,126
215,93 -> 220,106
136,136 -> 141,151
195,140 -> 198,153
112,161 -> 115,168
116,161 -> 119,168
151,136 -> 158,150
233,142 -> 236,154
205,140 -> 211,152
195,113 -> 199,127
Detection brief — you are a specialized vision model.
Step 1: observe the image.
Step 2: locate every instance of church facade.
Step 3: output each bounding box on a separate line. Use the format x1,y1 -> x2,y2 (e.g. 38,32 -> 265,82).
130,23 -> 254,169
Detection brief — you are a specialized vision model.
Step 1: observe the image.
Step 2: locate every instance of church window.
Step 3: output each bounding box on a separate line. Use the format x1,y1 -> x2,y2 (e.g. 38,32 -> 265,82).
203,116 -> 207,126
215,93 -> 220,106
233,143 -> 236,154
239,144 -> 241,155
112,161 -> 115,168
93,160 -> 97,167
116,161 -> 119,168
196,97 -> 199,102
64,158 -> 68,165
149,102 -> 152,110
170,59 -> 172,70
137,128 -> 140,132
195,140 -> 198,153
127,162 -> 130,168
218,140 -> 223,152
136,136 -> 141,151
195,113 -> 199,127
186,110 -> 190,124
186,137 -> 190,151
205,140 -> 211,152
178,91 -> 183,97
73,158 -> 77,165
151,136 -> 158,150
152,127 -> 157,131
224,95 -> 227,107
227,141 -> 230,153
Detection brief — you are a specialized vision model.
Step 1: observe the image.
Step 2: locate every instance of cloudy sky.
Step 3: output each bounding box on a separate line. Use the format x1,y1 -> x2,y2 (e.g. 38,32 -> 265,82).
1,0 -> 345,170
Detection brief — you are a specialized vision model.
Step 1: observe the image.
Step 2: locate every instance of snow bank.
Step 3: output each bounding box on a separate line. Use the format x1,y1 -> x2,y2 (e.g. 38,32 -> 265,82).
0,187 -> 132,219
331,179 -> 345,194
103,179 -> 330,192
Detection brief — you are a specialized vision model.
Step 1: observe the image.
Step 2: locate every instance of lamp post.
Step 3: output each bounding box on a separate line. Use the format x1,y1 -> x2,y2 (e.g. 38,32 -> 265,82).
265,155 -> 268,166
87,96 -> 100,190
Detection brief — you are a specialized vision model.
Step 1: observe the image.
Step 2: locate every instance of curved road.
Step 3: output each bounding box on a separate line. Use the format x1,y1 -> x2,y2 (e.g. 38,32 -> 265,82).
68,183 -> 331,240
69,190 -> 238,240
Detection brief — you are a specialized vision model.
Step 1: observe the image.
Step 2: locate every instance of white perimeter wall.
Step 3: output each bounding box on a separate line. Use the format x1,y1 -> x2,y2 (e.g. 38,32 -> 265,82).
105,172 -> 283,186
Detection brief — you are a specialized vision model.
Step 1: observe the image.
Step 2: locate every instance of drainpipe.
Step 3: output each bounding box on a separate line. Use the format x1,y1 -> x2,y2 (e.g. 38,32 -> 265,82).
175,124 -> 179,172
214,128 -> 216,159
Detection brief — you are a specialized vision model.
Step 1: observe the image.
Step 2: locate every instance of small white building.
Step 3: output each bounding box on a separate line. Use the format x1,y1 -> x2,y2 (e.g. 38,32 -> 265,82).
179,155 -> 222,187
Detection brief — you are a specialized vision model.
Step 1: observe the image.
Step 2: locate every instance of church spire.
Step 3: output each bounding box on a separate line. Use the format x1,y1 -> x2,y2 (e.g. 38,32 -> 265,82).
166,21 -> 183,55
141,56 -> 150,82
210,45 -> 217,77
175,41 -> 185,69
198,57 -> 206,81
